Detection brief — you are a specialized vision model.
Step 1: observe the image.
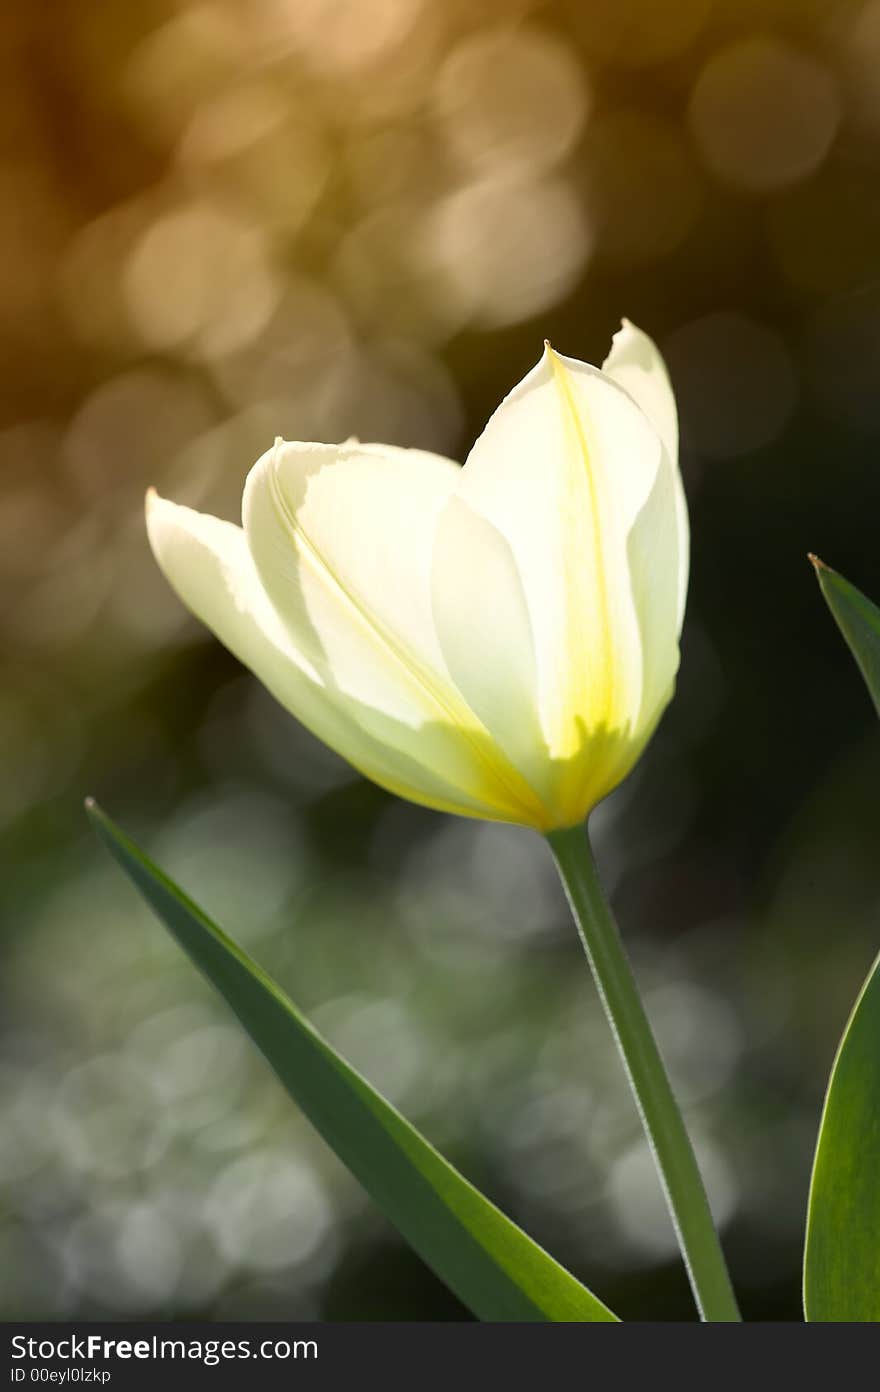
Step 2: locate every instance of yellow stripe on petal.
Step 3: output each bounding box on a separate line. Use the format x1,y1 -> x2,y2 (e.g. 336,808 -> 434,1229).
546,345 -> 620,755
443,339 -> 678,826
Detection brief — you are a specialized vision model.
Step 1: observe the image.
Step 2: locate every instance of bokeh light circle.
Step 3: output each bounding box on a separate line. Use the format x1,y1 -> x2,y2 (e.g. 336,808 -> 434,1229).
432,25 -> 590,177
422,174 -> 590,329
124,202 -> 281,358
689,38 -> 841,193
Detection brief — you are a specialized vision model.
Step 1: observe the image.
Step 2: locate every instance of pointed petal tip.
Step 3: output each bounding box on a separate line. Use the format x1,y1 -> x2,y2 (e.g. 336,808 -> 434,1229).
144,487 -> 179,541
145,487 -> 177,525
609,317 -> 648,351
144,489 -> 194,563
542,339 -> 573,368
808,552 -> 828,573
541,340 -> 569,376
144,488 -> 166,542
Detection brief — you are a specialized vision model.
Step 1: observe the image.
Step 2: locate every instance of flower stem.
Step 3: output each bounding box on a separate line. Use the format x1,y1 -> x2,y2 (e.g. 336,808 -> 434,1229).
546,822 -> 741,1322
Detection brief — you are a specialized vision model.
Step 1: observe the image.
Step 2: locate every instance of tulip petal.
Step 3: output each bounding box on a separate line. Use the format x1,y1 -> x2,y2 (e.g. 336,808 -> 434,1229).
242,441 -> 459,715
146,489 -> 323,690
621,451 -> 681,740
602,320 -> 689,633
602,320 -> 678,459
431,495 -> 551,796
146,491 -> 540,822
454,348 -> 663,770
241,444 -> 548,826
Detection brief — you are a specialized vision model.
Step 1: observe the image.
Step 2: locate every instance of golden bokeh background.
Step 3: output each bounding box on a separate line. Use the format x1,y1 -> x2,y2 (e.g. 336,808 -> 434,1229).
3,0 -> 880,1320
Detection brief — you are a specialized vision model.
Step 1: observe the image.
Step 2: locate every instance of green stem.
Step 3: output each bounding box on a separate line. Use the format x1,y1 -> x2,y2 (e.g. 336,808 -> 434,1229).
547,822 -> 741,1322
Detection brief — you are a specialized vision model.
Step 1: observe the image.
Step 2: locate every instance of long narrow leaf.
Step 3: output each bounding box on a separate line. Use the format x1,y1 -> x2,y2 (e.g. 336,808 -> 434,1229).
804,945 -> 880,1320
87,799 -> 617,1323
811,556 -> 880,715
806,557 -> 880,1317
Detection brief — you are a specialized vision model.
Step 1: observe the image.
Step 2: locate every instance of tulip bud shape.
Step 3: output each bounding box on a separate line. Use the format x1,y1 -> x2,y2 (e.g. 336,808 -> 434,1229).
147,322 -> 688,830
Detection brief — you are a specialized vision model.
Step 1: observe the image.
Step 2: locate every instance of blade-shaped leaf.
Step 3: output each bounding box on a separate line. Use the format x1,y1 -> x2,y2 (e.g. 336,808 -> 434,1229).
811,556 -> 880,716
804,944 -> 880,1320
805,560 -> 880,1317
87,800 -> 617,1323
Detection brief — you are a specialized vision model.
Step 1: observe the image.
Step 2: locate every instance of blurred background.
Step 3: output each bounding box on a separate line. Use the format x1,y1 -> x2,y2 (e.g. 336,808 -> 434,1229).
2,0 -> 880,1323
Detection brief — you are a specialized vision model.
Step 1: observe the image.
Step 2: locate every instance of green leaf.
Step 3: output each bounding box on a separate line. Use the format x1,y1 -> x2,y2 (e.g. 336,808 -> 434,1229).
811,556 -> 880,717
805,561 -> 880,1317
804,944 -> 880,1320
87,799 -> 617,1324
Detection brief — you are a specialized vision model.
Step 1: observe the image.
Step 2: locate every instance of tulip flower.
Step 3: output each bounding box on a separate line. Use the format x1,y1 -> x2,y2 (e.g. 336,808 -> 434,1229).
147,321 -> 688,832
143,323 -> 741,1321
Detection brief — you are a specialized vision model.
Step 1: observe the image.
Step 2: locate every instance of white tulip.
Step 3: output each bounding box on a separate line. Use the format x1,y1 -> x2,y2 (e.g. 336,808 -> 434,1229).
147,322 -> 688,830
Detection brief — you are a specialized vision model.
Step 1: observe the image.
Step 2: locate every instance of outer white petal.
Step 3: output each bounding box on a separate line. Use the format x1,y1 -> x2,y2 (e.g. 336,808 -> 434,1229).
431,495 -> 550,796
145,491 -> 538,822
602,319 -> 678,459
451,347 -> 663,769
602,319 -> 689,634
241,442 -> 547,825
146,490 -> 323,692
242,441 -> 459,719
